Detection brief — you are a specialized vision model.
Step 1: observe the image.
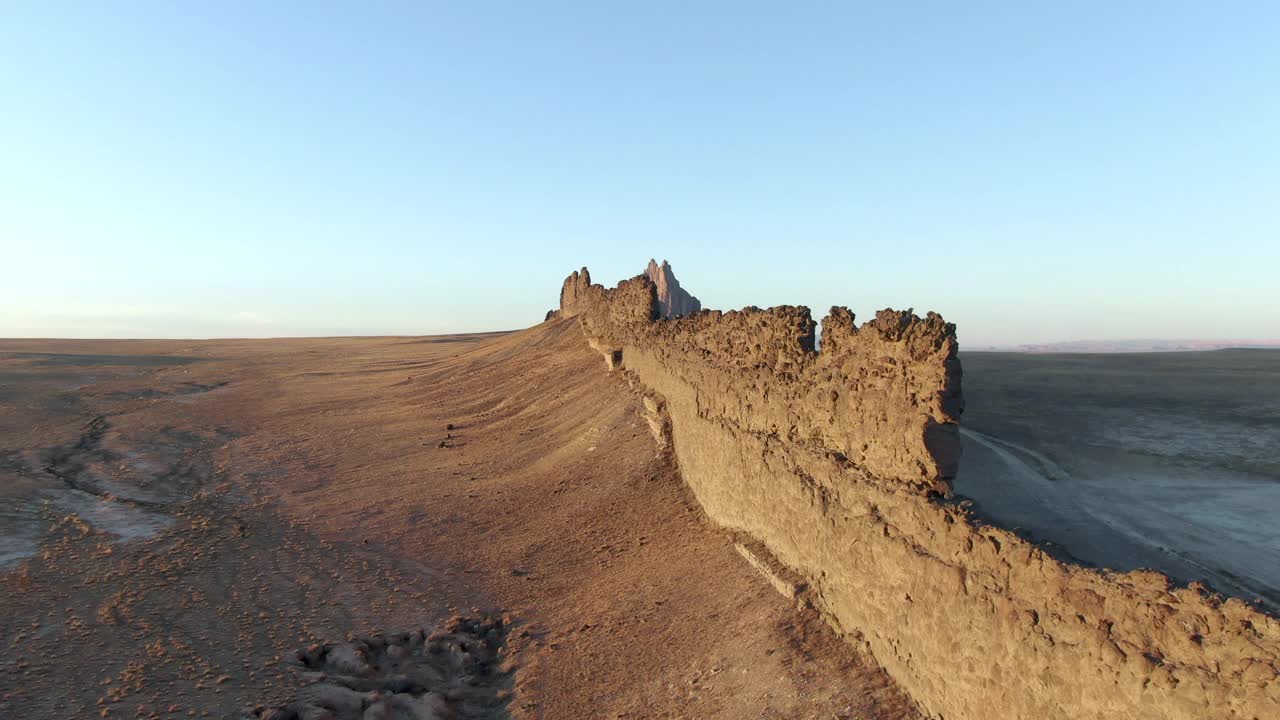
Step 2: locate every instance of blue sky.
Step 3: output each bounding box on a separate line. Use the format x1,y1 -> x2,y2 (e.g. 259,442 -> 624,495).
1,2 -> 1277,346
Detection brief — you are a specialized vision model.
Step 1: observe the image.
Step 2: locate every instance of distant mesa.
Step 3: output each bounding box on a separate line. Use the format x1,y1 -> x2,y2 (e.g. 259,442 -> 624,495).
643,258 -> 701,319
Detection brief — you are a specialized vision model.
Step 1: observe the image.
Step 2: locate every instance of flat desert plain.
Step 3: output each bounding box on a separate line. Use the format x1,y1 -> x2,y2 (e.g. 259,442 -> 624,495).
955,349 -> 1280,613
0,320 -> 918,720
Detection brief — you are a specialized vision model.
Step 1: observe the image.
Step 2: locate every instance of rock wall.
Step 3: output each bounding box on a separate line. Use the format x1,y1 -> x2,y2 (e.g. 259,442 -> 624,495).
556,267 -> 1280,720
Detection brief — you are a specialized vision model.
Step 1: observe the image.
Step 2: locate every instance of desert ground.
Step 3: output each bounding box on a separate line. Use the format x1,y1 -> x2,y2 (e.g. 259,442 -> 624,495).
0,320 -> 919,720
954,349 -> 1280,613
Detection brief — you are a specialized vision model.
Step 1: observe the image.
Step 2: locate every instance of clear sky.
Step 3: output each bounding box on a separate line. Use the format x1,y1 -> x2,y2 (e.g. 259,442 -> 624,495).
2,2 -> 1277,346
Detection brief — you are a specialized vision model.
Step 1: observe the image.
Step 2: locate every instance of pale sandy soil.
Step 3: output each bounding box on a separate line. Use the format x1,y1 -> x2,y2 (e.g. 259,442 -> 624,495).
0,320 -> 920,719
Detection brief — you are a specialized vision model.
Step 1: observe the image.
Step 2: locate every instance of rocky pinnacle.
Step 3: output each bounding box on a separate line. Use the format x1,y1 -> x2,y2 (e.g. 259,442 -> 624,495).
643,259 -> 702,319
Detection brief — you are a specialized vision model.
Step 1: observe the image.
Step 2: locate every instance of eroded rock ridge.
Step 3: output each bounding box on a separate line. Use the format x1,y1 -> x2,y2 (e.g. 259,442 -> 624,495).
555,265 -> 1279,720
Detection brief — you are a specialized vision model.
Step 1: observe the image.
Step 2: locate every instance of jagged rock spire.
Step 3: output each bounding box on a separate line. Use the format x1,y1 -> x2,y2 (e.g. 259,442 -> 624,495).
643,259 -> 701,319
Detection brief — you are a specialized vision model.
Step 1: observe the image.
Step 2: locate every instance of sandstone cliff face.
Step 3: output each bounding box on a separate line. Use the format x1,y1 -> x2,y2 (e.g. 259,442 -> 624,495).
557,267 -> 1280,720
643,259 -> 702,319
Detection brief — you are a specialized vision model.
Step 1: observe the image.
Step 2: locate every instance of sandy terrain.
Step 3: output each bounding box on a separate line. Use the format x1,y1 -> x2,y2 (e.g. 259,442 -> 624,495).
0,321 -> 920,719
954,349 -> 1280,613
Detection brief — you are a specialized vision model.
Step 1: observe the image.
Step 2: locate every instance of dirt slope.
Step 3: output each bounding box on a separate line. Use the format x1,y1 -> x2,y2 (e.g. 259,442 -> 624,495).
1,321 -> 919,719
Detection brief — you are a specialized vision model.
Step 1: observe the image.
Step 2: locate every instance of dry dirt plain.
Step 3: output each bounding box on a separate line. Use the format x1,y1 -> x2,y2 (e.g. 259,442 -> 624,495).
0,320 -> 920,719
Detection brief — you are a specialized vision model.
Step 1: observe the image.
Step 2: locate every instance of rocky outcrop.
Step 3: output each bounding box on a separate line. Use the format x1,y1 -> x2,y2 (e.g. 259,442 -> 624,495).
555,266 -> 1280,720
560,270 -> 957,485
643,259 -> 701,319
558,267 -> 594,319
249,615 -> 511,719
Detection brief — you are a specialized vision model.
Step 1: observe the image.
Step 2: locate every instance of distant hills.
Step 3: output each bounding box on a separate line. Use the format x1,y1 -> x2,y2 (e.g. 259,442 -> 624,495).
974,339 -> 1280,353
